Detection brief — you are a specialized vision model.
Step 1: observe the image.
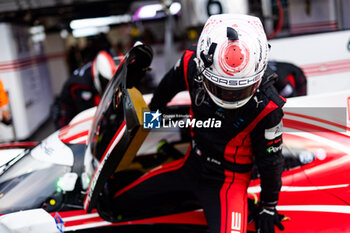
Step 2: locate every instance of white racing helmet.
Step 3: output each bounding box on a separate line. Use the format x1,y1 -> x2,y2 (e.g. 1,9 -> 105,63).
196,14 -> 270,109
91,51 -> 117,94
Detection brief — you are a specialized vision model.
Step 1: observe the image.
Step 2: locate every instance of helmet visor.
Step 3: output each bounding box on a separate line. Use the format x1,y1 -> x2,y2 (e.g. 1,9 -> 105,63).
203,77 -> 260,103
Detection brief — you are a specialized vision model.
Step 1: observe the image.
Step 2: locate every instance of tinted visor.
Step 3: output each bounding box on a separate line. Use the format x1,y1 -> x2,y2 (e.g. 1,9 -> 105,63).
204,77 -> 260,103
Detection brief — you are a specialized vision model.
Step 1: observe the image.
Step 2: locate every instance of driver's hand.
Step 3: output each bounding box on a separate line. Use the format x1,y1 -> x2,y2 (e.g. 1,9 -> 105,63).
256,207 -> 284,233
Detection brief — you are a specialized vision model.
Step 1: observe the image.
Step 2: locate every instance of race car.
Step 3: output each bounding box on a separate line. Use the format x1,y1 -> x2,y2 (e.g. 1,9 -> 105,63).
0,44 -> 349,233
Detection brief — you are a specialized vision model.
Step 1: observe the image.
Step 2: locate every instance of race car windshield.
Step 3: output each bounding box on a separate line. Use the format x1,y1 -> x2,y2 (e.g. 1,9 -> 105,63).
0,149 -> 70,214
84,49 -> 151,211
87,60 -> 126,162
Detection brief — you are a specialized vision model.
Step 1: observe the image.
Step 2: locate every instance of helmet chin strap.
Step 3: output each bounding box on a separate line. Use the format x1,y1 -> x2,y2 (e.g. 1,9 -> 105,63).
195,86 -> 206,107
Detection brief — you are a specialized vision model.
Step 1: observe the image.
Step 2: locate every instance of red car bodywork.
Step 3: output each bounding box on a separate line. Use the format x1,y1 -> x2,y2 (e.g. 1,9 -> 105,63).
49,105 -> 350,233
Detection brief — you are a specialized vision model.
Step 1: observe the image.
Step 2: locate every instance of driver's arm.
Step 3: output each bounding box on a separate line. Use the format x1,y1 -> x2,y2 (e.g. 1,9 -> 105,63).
149,55 -> 187,111
251,108 -> 284,207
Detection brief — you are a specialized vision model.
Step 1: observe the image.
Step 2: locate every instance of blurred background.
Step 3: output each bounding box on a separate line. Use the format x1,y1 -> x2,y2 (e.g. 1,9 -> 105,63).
0,0 -> 349,142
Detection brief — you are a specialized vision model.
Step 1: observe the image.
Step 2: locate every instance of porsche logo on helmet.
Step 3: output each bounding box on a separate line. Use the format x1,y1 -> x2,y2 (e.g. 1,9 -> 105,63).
203,69 -> 260,87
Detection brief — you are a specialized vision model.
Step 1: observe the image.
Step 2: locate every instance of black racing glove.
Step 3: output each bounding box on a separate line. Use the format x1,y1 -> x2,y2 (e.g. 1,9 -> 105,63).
256,207 -> 284,233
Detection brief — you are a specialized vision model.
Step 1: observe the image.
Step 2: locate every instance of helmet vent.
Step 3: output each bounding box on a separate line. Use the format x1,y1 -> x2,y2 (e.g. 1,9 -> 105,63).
227,27 -> 239,41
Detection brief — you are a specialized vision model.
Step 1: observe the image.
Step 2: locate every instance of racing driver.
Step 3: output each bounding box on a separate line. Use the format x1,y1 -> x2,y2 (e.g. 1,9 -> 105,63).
55,51 -> 118,128
105,14 -> 285,233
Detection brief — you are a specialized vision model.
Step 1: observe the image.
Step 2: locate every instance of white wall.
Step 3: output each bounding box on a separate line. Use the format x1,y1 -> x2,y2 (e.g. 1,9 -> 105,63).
43,33 -> 70,96
288,0 -> 337,34
0,23 -> 53,141
269,30 -> 350,95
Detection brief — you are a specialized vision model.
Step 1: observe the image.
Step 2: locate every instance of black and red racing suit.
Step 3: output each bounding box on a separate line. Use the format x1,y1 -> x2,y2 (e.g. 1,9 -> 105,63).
108,46 -> 285,233
56,62 -> 100,128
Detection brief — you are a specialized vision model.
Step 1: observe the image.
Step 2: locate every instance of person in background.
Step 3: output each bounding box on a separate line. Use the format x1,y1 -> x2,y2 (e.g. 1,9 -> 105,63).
54,51 -> 118,128
269,61 -> 307,98
100,14 -> 285,233
0,79 -> 11,125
